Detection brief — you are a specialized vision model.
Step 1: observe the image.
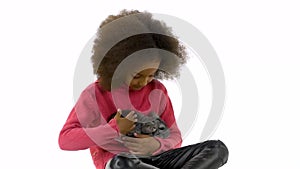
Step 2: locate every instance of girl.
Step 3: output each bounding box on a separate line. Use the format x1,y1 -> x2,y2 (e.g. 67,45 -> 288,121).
59,9 -> 228,169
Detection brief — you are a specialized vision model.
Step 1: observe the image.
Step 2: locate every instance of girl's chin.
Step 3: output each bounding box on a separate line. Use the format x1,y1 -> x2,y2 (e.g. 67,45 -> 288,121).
130,86 -> 143,90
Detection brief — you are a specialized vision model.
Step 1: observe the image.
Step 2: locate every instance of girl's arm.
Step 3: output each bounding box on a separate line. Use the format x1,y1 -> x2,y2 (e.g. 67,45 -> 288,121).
58,89 -> 128,154
152,95 -> 182,154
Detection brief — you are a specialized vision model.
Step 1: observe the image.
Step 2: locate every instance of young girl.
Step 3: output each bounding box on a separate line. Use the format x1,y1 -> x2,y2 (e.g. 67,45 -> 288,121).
59,9 -> 228,169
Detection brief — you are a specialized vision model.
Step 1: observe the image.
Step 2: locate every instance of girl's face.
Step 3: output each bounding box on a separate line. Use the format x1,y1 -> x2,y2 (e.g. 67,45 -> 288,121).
128,61 -> 160,91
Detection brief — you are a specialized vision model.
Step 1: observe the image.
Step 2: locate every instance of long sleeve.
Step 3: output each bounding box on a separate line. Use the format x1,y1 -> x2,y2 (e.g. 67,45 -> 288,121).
58,106 -> 98,150
58,85 -> 128,153
150,84 -> 183,155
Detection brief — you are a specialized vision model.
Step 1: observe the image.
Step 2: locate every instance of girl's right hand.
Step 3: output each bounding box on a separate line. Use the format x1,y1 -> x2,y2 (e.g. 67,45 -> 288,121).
114,109 -> 137,135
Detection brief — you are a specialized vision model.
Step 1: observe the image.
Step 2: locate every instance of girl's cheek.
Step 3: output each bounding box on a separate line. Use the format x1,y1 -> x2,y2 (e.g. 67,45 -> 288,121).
129,79 -> 137,86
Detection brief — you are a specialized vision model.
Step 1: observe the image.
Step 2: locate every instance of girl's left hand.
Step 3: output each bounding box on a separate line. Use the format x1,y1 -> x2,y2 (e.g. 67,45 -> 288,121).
121,133 -> 160,155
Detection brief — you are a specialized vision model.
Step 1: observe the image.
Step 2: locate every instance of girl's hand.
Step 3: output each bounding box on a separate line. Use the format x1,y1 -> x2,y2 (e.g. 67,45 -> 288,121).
122,133 -> 160,155
114,109 -> 137,135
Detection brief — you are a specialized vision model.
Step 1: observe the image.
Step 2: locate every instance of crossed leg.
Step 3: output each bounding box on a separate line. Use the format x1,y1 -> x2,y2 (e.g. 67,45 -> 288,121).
108,140 -> 228,169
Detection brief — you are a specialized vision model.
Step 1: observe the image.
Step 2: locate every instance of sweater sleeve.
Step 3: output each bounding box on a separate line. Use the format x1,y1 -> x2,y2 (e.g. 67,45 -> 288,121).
58,88 -> 128,153
152,85 -> 182,155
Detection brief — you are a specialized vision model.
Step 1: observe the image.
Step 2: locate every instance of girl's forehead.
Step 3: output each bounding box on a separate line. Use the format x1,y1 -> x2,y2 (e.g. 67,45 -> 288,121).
135,68 -> 158,75
133,60 -> 160,73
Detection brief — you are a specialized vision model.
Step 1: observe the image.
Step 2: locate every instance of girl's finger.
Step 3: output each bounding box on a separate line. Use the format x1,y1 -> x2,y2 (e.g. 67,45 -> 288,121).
126,111 -> 137,121
123,142 -> 141,151
122,136 -> 140,143
129,150 -> 142,155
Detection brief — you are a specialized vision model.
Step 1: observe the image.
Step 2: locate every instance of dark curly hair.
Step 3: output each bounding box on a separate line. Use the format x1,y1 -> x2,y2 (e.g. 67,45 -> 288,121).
91,9 -> 188,90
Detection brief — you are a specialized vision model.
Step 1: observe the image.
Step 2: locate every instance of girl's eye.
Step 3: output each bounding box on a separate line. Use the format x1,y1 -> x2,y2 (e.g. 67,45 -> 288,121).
133,75 -> 141,79
132,74 -> 154,79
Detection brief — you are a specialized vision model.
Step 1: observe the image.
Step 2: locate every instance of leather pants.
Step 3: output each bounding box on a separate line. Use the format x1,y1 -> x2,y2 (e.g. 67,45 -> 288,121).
109,140 -> 228,169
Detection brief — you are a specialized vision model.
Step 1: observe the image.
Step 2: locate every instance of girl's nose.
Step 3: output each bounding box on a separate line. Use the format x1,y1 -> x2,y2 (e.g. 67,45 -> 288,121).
138,79 -> 148,86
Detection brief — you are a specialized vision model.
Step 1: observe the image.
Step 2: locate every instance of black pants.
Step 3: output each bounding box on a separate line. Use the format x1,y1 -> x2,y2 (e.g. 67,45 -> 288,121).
109,140 -> 229,169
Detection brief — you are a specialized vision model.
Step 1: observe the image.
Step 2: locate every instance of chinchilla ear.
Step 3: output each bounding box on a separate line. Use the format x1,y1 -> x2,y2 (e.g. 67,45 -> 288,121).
147,112 -> 159,118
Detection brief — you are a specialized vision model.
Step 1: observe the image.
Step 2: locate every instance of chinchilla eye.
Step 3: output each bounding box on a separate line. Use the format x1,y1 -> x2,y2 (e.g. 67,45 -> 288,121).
159,124 -> 166,130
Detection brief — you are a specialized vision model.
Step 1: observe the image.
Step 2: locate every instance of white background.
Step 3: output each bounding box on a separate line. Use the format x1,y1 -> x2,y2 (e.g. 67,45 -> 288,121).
0,0 -> 299,168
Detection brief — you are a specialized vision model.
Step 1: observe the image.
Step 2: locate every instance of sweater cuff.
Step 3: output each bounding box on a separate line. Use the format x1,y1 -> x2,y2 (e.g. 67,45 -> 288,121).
108,118 -> 119,133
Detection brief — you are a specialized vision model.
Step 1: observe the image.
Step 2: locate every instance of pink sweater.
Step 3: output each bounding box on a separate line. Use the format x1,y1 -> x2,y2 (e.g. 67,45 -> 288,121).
58,79 -> 182,169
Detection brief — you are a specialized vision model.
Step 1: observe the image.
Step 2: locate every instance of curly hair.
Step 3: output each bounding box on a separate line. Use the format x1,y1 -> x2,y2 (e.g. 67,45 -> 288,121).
91,9 -> 188,90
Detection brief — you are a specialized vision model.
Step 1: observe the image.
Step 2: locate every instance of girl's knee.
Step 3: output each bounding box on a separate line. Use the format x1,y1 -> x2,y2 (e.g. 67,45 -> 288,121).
194,140 -> 229,164
207,140 -> 229,164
